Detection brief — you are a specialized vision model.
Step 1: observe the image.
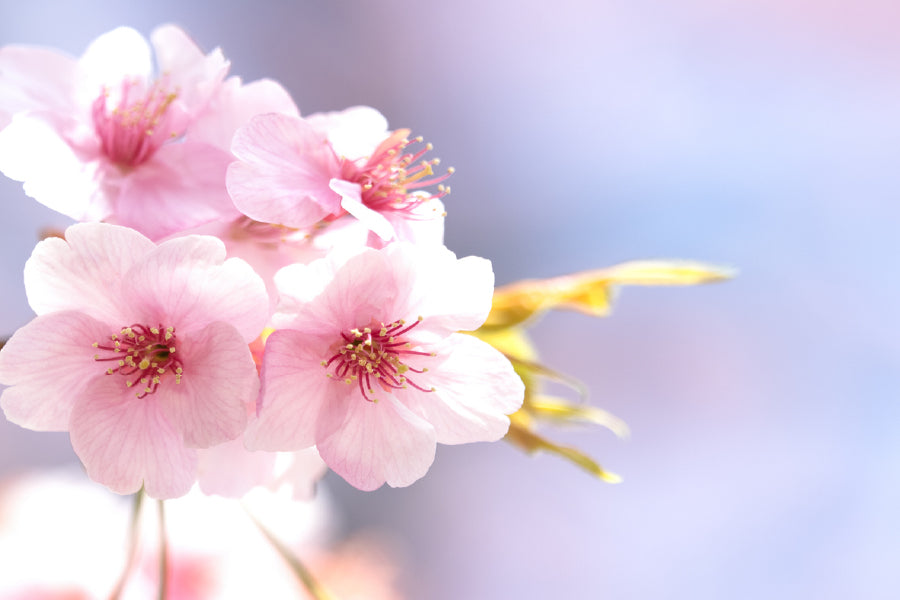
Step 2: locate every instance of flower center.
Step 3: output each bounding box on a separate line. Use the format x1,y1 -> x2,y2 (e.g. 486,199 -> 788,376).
321,317 -> 436,402
93,324 -> 183,398
340,130 -> 454,216
92,77 -> 183,168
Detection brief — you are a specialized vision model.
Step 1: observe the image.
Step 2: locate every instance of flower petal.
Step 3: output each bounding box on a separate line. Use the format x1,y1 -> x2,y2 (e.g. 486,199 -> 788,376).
155,321 -> 256,448
121,234 -> 269,341
0,115 -> 108,222
378,244 -> 494,340
332,178 -> 396,241
109,142 -> 238,240
150,24 -> 229,114
316,395 -> 436,491
306,105 -> 388,160
245,329 -> 337,451
398,334 -> 524,444
69,376 -> 197,499
76,27 -> 152,105
0,311 -> 111,431
196,435 -> 277,498
24,222 -> 154,322
189,77 -> 300,149
0,45 -> 77,118
227,113 -> 342,228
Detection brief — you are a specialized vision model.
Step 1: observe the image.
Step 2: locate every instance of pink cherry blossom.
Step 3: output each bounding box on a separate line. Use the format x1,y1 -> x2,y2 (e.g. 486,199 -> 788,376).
0,25 -> 298,240
0,223 -> 269,498
226,106 -> 450,248
245,243 -> 524,490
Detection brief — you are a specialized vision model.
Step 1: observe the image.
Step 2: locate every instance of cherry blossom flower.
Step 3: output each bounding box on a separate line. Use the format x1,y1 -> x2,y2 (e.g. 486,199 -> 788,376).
0,25 -> 298,240
227,106 -> 450,248
245,243 -> 524,490
0,223 -> 269,498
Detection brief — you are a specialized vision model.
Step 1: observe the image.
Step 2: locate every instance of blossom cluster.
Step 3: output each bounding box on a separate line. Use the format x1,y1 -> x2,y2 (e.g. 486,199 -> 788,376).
0,25 -> 525,498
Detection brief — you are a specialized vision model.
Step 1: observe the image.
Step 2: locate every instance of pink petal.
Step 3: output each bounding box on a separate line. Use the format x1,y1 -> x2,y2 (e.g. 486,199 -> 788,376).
316,394 -> 436,491
0,115 -> 108,222
227,113 -> 342,228
271,447 -> 329,500
285,248 -> 403,336
155,321 -> 256,448
306,106 -> 388,160
69,376 -> 197,499
245,329 -> 338,451
76,27 -> 152,105
150,24 -> 229,115
0,45 -> 77,117
0,311 -> 111,431
196,435 -> 277,498
24,222 -> 154,322
189,77 -> 300,150
332,178 -> 396,241
121,234 -> 269,342
397,334 -> 524,444
383,243 -> 495,340
109,142 -> 239,240
380,196 -> 446,247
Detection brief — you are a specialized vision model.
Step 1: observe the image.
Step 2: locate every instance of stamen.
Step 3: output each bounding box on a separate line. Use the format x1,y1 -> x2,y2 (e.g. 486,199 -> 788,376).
337,130 -> 454,219
322,317 -> 436,402
93,324 -> 184,398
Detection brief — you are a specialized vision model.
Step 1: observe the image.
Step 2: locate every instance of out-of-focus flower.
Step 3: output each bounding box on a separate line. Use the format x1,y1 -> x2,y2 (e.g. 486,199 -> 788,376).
0,469 -> 405,599
0,223 -> 269,498
227,106 -> 450,248
0,25 -> 298,240
476,260 -> 734,482
246,243 -> 525,490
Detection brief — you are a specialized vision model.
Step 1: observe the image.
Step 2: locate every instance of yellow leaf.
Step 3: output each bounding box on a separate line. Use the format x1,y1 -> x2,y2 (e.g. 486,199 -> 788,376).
527,396 -> 629,439
482,260 -> 733,329
505,420 -> 622,483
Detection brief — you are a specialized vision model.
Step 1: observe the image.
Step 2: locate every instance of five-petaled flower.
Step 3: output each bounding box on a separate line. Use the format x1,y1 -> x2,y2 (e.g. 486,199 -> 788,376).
227,106 -> 451,249
0,223 -> 269,498
0,24 -> 298,240
245,243 -> 525,491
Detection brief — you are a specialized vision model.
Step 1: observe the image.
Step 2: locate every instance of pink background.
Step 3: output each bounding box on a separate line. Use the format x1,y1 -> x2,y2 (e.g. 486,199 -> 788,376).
2,1 -> 899,598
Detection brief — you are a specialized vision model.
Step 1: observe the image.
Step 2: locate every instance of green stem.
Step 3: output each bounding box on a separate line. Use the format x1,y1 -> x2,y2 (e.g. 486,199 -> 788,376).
243,504 -> 335,600
157,500 -> 168,600
109,489 -> 144,600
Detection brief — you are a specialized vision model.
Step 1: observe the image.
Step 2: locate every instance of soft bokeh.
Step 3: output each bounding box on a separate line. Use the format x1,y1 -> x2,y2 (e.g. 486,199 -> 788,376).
1,1 -> 898,598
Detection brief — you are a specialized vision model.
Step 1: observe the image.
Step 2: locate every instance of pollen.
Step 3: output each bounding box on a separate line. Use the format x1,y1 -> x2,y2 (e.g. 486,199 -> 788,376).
93,323 -> 184,398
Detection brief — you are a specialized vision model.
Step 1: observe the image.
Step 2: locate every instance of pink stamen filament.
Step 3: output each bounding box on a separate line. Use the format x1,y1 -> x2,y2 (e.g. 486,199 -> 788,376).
321,317 -> 436,402
93,324 -> 184,398
92,78 -> 181,167
338,130 -> 454,219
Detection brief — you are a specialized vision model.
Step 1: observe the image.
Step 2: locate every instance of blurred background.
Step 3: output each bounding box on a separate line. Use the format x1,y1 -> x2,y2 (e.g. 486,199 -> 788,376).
1,0 -> 898,598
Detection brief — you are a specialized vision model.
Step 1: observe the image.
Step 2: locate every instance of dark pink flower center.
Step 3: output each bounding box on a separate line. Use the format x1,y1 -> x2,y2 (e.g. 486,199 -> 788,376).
338,130 -> 454,217
93,324 -> 183,398
321,317 -> 436,402
92,78 -> 183,168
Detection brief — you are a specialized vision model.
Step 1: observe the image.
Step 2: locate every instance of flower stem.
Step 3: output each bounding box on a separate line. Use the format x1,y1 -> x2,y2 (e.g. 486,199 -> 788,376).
157,499 -> 168,600
243,504 -> 335,600
109,489 -> 144,600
